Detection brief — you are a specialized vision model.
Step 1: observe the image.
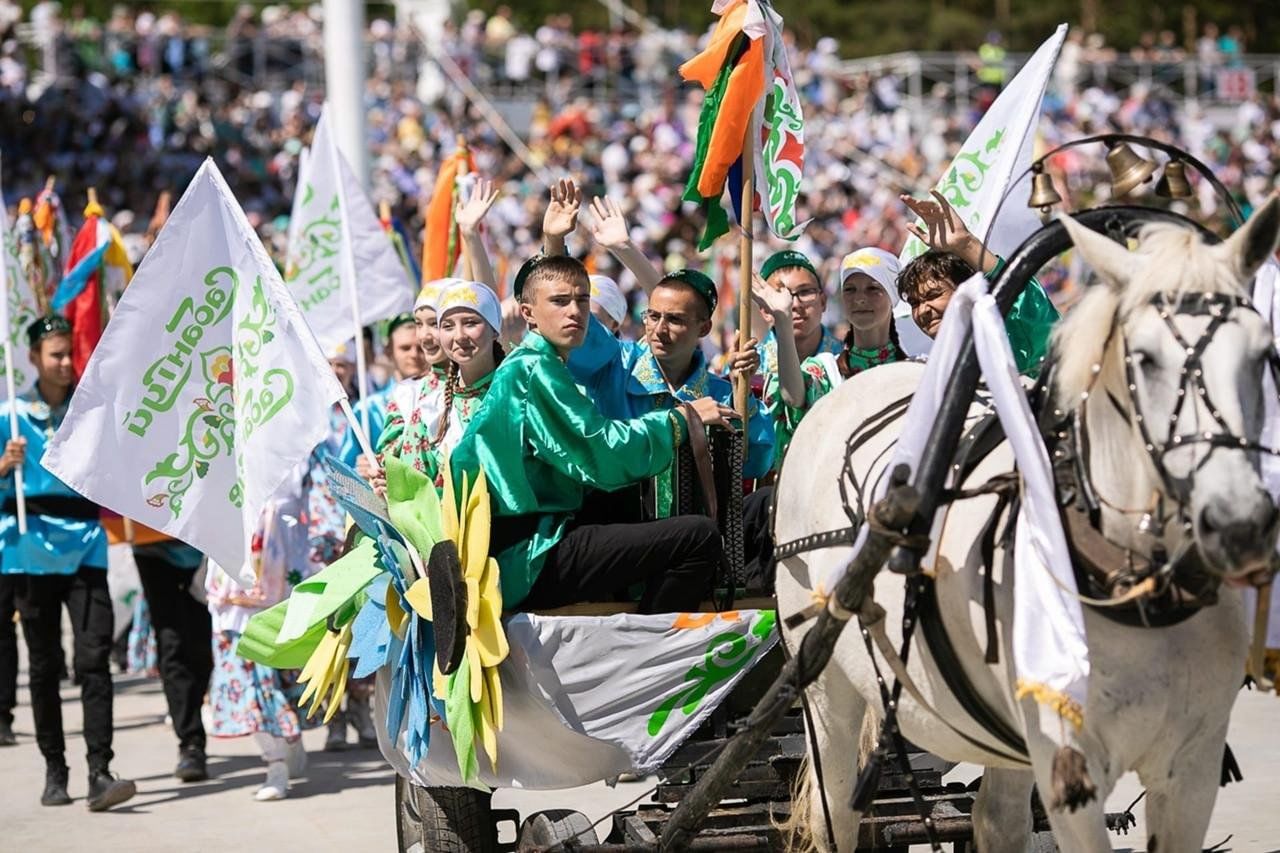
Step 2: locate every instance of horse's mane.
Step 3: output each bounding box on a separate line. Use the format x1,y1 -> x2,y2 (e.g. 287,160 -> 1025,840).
1051,222 -> 1248,408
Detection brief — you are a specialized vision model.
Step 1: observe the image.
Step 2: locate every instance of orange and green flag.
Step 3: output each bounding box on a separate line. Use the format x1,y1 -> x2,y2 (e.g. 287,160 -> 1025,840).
681,0 -> 806,251
422,149 -> 475,282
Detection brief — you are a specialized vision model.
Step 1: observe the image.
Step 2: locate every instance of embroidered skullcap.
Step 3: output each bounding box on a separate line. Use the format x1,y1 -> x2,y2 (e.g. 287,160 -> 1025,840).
838,248 -> 901,307
660,269 -> 717,315
589,275 -> 627,325
386,313 -> 415,335
435,280 -> 502,333
26,314 -> 71,348
760,249 -> 818,283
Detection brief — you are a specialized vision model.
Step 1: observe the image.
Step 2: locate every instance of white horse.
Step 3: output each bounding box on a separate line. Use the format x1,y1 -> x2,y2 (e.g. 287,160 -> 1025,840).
774,197 -> 1280,852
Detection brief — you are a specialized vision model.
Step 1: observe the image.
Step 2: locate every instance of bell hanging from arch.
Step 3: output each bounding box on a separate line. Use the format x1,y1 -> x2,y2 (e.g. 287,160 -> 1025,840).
1106,142 -> 1158,199
1155,159 -> 1193,199
1027,166 -> 1063,222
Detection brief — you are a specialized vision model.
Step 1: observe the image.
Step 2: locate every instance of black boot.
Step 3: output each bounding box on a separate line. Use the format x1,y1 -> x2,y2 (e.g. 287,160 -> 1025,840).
174,745 -> 208,783
41,762 -> 71,806
86,768 -> 136,812
0,717 -> 16,746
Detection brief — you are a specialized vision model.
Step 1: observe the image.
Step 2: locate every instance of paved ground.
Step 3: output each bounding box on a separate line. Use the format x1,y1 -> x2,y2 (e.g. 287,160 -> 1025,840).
1,659 -> 1276,851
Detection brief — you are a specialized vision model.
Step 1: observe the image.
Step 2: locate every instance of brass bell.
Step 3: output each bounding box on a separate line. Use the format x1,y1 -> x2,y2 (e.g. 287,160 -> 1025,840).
1106,142 -> 1158,199
1155,159 -> 1193,199
1027,166 -> 1063,221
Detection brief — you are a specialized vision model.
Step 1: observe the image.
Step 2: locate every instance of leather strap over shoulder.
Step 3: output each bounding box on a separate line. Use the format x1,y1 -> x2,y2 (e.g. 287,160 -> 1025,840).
678,402 -> 718,522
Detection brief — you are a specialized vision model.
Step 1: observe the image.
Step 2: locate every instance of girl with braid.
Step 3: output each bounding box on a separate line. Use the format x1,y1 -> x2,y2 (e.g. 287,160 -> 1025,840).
419,280 -> 505,482
756,248 -> 906,463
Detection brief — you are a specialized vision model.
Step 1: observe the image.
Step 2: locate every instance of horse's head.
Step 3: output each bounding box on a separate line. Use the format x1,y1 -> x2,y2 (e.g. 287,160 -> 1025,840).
1053,195 -> 1280,586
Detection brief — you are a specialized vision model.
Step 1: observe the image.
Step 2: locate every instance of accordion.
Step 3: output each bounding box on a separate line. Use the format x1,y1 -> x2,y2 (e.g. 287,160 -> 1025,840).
672,425 -> 747,593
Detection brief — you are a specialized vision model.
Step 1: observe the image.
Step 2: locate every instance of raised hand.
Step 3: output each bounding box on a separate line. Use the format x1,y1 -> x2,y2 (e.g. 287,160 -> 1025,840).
543,178 -> 583,240
455,178 -> 500,234
749,271 -> 793,320
588,197 -> 630,249
901,190 -> 989,270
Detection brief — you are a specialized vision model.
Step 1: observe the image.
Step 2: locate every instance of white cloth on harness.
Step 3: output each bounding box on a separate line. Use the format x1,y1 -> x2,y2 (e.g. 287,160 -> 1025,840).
825,273 -> 1088,734
375,609 -> 779,790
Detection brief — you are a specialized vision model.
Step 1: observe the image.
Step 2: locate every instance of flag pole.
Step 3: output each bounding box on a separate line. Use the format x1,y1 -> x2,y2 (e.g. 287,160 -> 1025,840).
0,165 -> 28,535
326,114 -> 374,449
734,123 -> 754,427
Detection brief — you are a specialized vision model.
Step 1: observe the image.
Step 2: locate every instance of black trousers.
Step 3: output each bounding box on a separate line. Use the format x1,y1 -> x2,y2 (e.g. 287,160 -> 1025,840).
14,567 -> 115,771
743,486 -> 776,592
135,550 -> 213,752
0,574 -> 16,725
521,514 -> 722,613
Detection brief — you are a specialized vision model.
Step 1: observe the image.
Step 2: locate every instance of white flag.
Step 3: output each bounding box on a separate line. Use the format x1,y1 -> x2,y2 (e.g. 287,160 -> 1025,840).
896,25 -> 1068,354
44,160 -> 346,586
285,105 -> 413,352
0,199 -> 42,399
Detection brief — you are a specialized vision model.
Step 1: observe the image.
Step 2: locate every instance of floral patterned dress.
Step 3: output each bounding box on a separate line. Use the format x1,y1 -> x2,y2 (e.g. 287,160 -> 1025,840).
764,342 -> 905,464
204,460 -> 323,739
376,366 -> 448,475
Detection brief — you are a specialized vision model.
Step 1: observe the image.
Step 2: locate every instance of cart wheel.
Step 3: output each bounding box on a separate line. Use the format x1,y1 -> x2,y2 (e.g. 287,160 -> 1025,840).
396,776 -> 498,853
517,809 -> 598,849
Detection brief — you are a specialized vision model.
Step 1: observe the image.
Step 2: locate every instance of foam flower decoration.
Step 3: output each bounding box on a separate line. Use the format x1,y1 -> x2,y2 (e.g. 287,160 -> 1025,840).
297,618 -> 353,723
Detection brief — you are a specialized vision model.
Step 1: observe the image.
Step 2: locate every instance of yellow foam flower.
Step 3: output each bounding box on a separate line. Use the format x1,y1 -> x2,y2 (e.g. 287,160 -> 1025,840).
297,621 -> 353,724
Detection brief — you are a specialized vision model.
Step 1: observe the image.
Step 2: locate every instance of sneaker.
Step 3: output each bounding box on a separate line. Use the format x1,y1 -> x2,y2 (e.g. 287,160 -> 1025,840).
0,718 -> 16,747
284,738 -> 307,779
41,763 -> 71,807
86,769 -> 136,812
254,761 -> 288,801
174,746 -> 208,783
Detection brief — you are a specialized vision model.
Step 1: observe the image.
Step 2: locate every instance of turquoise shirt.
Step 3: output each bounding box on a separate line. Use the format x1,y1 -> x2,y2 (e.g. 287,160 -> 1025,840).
337,382 -> 397,468
0,387 -> 107,574
570,316 -> 775,479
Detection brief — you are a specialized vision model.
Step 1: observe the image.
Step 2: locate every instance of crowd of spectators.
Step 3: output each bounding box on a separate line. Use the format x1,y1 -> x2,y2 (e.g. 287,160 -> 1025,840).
0,2 -> 1276,318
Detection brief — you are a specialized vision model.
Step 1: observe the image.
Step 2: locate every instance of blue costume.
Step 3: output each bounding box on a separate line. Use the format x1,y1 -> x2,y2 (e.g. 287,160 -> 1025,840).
336,382 -> 399,468
0,387 -> 105,575
569,316 -> 775,480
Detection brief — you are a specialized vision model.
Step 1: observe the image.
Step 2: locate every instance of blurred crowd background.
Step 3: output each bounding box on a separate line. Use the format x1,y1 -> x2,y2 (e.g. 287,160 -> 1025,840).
0,1 -> 1277,317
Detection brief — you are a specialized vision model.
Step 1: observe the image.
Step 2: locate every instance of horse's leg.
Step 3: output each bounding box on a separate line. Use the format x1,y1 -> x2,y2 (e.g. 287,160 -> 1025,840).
796,662 -> 867,852
1137,722 -> 1229,853
971,767 -> 1035,853
1021,707 -> 1117,852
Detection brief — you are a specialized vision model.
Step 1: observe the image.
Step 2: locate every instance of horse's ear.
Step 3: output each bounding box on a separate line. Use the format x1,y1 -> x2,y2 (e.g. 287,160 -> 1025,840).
1215,193 -> 1280,282
1057,213 -> 1135,290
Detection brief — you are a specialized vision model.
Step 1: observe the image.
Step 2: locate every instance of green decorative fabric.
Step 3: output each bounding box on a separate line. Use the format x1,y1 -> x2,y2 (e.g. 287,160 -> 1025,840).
384,454 -> 445,561
682,34 -> 742,252
1001,276 -> 1059,378
235,599 -> 328,670
450,332 -> 680,608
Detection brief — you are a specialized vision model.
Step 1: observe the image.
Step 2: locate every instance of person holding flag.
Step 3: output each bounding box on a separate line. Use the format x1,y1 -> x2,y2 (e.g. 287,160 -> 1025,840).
337,313 -> 426,472
0,315 -> 135,811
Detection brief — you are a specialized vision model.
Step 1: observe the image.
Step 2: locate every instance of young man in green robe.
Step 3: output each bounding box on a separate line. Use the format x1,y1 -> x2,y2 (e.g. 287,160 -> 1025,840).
450,256 -> 740,613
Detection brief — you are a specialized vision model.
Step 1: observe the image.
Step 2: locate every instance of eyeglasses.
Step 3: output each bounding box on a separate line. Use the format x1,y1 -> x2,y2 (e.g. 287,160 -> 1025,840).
788,286 -> 824,304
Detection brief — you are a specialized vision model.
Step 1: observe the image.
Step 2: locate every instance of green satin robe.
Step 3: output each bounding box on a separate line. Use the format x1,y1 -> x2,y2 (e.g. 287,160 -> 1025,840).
450,332 -> 682,608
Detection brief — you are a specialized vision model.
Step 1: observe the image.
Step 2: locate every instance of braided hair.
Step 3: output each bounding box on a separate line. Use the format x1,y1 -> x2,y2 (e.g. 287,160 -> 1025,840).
430,340 -> 506,448
837,310 -> 904,379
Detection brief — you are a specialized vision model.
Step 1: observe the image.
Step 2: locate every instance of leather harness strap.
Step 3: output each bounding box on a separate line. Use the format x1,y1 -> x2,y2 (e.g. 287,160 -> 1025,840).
678,402 -> 718,523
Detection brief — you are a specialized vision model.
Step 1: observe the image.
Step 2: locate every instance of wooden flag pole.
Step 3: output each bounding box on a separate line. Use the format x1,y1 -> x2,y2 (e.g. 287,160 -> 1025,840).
734,125 -> 754,426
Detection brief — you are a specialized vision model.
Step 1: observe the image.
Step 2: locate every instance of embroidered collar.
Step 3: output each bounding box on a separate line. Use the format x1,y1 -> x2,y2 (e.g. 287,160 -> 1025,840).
20,385 -> 69,425
628,344 -> 712,402
455,370 -> 494,399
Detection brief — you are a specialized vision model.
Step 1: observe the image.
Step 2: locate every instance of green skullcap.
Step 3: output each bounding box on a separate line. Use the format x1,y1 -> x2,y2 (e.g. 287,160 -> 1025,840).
26,315 -> 71,348
760,249 -> 818,282
661,268 -> 717,315
386,313 -> 415,335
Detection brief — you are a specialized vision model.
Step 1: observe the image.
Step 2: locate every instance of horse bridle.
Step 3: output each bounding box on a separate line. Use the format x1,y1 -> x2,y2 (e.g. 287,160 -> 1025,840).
1064,290 -> 1280,606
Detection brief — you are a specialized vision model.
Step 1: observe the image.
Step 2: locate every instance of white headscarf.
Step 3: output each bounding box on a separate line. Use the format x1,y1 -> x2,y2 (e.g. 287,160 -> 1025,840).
837,248 -> 902,307
589,275 -> 628,325
435,280 -> 503,332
